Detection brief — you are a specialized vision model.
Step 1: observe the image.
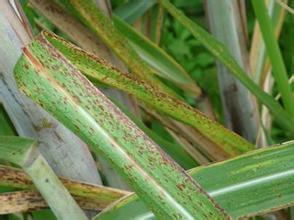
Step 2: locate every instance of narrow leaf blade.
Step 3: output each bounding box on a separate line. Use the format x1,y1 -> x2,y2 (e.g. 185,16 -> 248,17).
159,0 -> 294,133
96,141 -> 294,219
14,34 -> 229,219
113,15 -> 201,95
114,0 -> 157,23
0,136 -> 87,220
44,31 -> 254,157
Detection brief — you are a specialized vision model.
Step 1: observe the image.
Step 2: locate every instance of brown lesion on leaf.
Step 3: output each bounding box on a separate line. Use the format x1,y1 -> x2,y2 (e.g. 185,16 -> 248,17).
34,118 -> 54,132
22,47 -> 43,72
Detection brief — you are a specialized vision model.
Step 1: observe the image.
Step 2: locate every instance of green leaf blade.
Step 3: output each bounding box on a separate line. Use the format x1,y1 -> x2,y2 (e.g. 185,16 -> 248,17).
0,136 -> 37,166
44,31 -> 254,158
14,34 -> 229,219
252,0 -> 294,115
159,0 -> 294,134
0,136 -> 87,220
55,0 -> 179,98
96,141 -> 294,219
113,15 -> 201,95
113,0 -> 157,23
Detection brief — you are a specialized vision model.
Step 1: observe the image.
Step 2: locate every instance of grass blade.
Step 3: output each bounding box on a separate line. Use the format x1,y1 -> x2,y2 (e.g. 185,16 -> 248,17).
0,191 -> 48,214
113,0 -> 157,23
252,0 -> 294,115
29,0 -> 110,58
0,136 -> 87,220
113,15 -> 201,95
96,140 -> 294,219
3,140 -> 292,218
0,190 -> 123,214
112,100 -> 198,169
14,34 -> 229,219
159,0 -> 294,133
250,0 -> 287,85
0,105 -> 17,135
0,165 -> 130,210
30,0 -> 195,97
0,1 -> 101,184
55,0 -> 179,97
43,31 -> 254,157
29,0 -> 136,190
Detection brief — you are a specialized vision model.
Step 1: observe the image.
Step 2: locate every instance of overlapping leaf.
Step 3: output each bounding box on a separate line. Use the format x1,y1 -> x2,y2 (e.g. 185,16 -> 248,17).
42,31 -> 254,157
159,0 -> 294,133
113,0 -> 157,23
14,33 -> 229,219
0,165 -> 130,213
0,136 -> 86,220
96,141 -> 294,219
113,15 -> 201,95
55,0 -> 179,98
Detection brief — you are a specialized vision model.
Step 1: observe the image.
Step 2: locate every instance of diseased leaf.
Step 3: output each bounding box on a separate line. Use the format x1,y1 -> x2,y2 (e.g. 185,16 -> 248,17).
28,0 -> 137,190
113,15 -> 201,95
0,165 -> 130,213
55,0 -> 179,97
0,190 -> 115,214
0,191 -> 49,214
14,33 -> 229,219
43,31 -> 254,157
159,0 -> 294,134
0,3 -> 101,184
0,136 -> 87,220
96,141 -> 294,219
29,0 -> 200,96
2,139 -> 293,218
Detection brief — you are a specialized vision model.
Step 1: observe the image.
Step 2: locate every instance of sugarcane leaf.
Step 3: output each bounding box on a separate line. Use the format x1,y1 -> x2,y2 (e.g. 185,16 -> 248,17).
159,0 -> 294,134
251,0 -> 294,115
96,140 -> 294,219
111,99 -> 198,169
0,190 -> 123,214
43,31 -> 254,157
0,2 -> 102,184
28,0 -> 136,190
3,140 -> 293,218
29,0 -> 200,96
0,191 -> 49,214
0,164 -> 130,211
113,15 -> 200,95
0,105 -> 17,136
250,0 -> 287,84
55,0 -> 179,98
0,136 -> 87,220
0,136 -> 36,166
113,0 -> 157,23
14,33 -> 229,219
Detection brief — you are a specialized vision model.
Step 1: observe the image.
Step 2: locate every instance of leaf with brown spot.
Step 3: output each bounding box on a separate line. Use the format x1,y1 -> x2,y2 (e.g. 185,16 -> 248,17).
14,33 -> 229,219
42,30 -> 254,158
